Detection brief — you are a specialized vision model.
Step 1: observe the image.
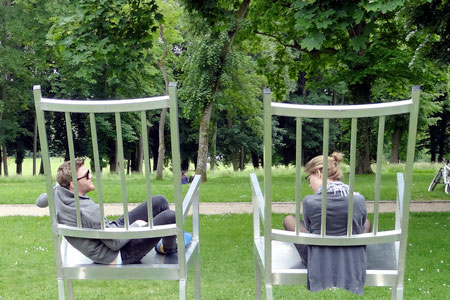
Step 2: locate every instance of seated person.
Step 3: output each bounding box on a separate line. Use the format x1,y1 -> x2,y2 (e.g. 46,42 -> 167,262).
283,152 -> 371,295
36,158 -> 190,264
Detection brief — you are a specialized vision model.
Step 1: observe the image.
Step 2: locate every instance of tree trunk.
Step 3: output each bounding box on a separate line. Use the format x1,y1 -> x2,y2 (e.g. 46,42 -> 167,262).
109,141 -> 118,173
251,151 -> 260,168
438,100 -> 448,162
356,118 -> 373,174
39,159 -> 44,175
137,135 -> 143,173
194,0 -> 250,182
33,117 -> 37,175
156,108 -> 167,179
240,145 -> 245,170
210,122 -> 217,171
154,24 -> 170,180
196,101 -> 215,180
16,149 -> 24,175
227,117 -> 238,171
2,144 -> 8,176
389,125 -> 402,164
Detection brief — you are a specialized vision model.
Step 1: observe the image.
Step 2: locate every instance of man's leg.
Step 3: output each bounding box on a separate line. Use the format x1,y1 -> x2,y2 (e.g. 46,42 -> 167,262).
115,195 -> 170,226
120,209 -> 176,264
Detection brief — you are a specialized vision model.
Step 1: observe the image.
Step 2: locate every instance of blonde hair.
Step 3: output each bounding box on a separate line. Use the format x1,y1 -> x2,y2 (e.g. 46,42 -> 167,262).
304,152 -> 344,181
56,158 -> 85,189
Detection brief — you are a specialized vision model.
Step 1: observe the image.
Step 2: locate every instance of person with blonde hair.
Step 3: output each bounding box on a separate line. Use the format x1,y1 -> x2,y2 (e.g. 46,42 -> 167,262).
283,152 -> 370,295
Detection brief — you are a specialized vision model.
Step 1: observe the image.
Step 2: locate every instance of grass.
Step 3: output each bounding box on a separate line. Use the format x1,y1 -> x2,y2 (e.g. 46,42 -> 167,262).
0,212 -> 449,299
0,159 -> 449,204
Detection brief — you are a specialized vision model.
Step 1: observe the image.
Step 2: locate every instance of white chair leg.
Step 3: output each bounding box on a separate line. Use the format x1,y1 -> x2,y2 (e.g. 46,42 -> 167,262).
57,279 -> 65,300
194,256 -> 201,300
392,285 -> 403,300
254,256 -> 262,300
265,283 -> 273,300
66,280 -> 74,300
179,278 -> 187,300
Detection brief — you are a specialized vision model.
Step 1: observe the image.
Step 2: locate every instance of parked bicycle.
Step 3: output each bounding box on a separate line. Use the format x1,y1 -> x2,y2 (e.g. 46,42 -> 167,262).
428,159 -> 450,194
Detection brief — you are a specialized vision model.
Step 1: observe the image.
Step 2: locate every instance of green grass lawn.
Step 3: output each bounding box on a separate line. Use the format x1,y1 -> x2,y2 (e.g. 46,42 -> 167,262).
0,161 -> 448,204
0,213 -> 449,299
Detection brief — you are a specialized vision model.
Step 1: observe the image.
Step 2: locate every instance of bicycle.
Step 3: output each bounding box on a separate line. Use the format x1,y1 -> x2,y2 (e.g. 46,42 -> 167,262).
428,159 -> 450,194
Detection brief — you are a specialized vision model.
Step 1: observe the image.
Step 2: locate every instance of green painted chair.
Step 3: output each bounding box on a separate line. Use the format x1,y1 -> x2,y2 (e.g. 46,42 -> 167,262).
34,82 -> 201,300
251,86 -> 420,299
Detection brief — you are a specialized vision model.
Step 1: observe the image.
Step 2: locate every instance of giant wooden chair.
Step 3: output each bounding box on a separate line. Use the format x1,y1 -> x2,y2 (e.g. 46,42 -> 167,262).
34,82 -> 201,299
251,86 -> 420,299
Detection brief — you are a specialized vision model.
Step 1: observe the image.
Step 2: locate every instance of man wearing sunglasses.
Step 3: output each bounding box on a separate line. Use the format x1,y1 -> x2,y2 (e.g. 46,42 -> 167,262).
36,158 -> 188,265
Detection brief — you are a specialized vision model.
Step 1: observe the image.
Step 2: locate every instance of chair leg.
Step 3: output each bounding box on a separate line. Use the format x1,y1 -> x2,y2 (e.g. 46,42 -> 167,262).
66,280 -> 74,300
392,285 -> 403,300
254,255 -> 262,300
194,256 -> 201,300
179,278 -> 187,300
265,283 -> 273,300
57,279 -> 65,300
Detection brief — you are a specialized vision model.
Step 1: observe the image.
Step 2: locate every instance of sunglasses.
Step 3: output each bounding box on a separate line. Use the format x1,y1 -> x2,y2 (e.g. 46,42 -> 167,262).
305,174 -> 311,182
77,170 -> 91,181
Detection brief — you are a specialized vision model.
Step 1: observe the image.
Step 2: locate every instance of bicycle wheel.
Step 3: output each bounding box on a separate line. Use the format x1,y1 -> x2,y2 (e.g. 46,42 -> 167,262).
445,184 -> 450,194
428,170 -> 442,192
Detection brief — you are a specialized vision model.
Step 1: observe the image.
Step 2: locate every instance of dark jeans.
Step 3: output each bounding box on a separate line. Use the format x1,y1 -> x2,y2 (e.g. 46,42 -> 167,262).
118,195 -> 176,264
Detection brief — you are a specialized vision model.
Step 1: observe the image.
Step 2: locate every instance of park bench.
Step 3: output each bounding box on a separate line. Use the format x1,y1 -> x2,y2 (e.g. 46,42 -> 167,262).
34,82 -> 201,300
251,86 -> 420,299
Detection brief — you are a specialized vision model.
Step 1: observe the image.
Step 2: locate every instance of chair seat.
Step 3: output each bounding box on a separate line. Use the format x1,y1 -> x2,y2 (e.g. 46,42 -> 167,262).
255,237 -> 398,286
61,238 -> 200,280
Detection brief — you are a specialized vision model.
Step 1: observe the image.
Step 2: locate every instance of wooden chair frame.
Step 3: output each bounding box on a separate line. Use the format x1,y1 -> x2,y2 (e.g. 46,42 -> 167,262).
34,82 -> 201,300
251,86 -> 420,299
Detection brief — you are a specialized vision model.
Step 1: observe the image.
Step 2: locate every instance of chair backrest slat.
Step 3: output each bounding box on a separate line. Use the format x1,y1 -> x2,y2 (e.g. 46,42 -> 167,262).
115,112 -> 129,229
140,111 -> 154,228
320,119 -> 329,237
263,88 -> 273,278
373,116 -> 386,234
89,112 -> 105,230
346,118 -> 358,237
295,117 -> 302,235
65,112 -> 82,228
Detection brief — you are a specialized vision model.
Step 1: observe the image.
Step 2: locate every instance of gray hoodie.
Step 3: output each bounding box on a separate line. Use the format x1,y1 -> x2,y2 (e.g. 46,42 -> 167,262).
37,185 -> 137,264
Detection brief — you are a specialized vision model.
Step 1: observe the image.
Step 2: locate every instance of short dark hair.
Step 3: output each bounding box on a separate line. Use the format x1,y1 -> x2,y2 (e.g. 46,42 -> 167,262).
56,158 -> 85,189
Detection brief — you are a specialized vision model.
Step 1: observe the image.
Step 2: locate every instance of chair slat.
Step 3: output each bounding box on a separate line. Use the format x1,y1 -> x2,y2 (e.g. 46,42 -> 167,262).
89,113 -> 105,230
321,119 -> 329,237
65,112 -> 82,228
115,112 -> 129,229
295,117 -> 302,235
140,111 -> 153,228
347,118 -> 358,237
263,88 -> 273,281
373,116 -> 386,234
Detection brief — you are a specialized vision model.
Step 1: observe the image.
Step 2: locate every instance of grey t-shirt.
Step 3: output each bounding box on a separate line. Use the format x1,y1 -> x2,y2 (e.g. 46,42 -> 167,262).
302,184 -> 367,295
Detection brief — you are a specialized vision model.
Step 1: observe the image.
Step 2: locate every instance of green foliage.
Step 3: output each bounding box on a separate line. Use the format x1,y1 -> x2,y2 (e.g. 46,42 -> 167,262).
47,0 -> 161,98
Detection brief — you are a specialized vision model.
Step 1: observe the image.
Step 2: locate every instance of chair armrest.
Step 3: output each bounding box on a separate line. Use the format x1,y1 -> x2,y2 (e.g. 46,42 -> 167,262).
183,175 -> 201,219
250,173 -> 265,224
396,173 -> 405,227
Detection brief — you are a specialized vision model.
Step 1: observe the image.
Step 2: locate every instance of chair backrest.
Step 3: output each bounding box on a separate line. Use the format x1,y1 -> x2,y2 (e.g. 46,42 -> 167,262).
258,86 -> 420,279
33,82 -> 190,274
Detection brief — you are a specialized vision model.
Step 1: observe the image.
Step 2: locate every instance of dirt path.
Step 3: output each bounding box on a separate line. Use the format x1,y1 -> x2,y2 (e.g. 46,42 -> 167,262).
1,201 -> 449,217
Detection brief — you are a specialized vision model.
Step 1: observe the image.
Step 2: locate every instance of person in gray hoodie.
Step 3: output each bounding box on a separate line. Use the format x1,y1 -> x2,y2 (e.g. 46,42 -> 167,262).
36,158 -> 177,264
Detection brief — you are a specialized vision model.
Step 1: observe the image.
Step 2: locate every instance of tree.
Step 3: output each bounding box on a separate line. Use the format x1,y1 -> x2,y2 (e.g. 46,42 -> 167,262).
248,0 -> 442,172
180,0 -> 250,181
47,0 -> 164,172
149,0 -> 183,179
